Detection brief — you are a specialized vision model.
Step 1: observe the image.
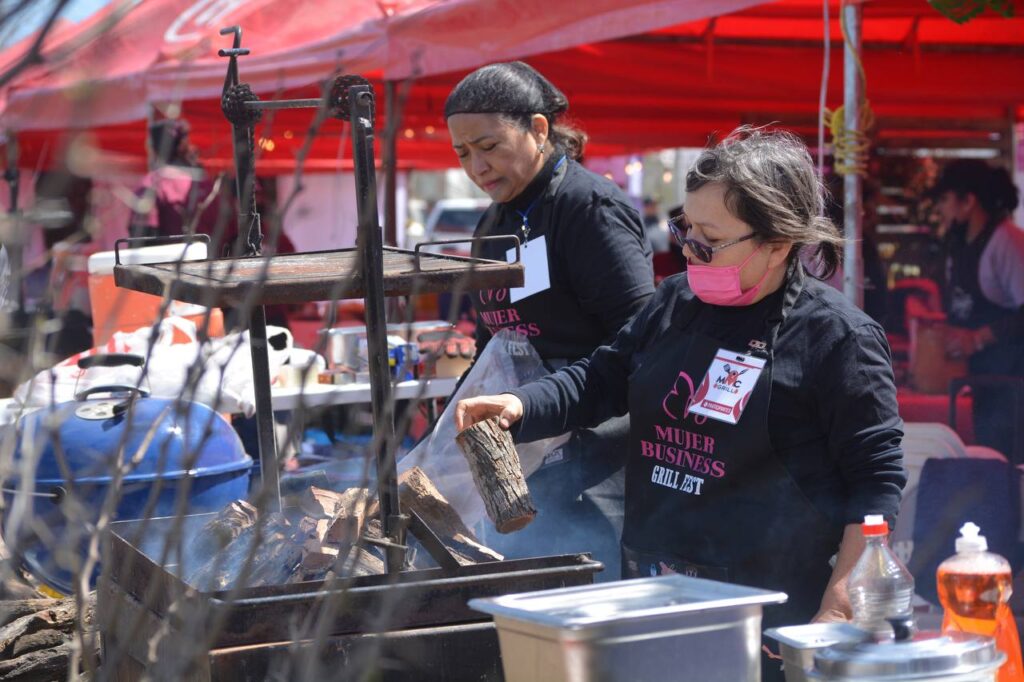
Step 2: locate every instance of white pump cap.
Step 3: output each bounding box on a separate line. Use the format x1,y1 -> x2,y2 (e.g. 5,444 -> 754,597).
956,522 -> 988,553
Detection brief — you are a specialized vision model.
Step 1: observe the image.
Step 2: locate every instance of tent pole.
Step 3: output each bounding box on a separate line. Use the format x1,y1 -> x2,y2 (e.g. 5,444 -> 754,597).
384,80 -> 398,247
842,1 -> 863,308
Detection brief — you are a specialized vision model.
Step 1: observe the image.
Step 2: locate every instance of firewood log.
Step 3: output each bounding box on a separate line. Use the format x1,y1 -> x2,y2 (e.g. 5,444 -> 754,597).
189,499 -> 259,559
456,418 -> 536,533
0,599 -> 59,629
324,488 -> 371,545
0,594 -> 96,681
0,597 -> 91,659
298,486 -> 351,519
186,513 -> 303,590
327,547 -> 385,579
0,641 -> 72,680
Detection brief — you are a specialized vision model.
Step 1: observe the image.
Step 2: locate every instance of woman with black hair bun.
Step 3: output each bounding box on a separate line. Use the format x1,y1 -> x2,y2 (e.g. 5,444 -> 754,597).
932,159 -> 1024,459
445,62 -> 655,579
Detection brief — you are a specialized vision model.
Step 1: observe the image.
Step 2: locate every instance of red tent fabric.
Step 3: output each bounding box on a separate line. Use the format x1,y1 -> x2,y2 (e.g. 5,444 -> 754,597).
2,0 -> 1023,172
0,0 -> 763,129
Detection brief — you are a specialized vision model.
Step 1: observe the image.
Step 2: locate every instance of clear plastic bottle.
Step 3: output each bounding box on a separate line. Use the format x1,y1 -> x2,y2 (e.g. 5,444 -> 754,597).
847,514 -> 915,640
937,522 -> 1024,682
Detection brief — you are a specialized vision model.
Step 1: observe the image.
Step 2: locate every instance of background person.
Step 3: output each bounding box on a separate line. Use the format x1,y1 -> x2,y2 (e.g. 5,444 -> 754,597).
128,118 -> 233,252
445,62 -> 655,579
932,159 -> 1024,461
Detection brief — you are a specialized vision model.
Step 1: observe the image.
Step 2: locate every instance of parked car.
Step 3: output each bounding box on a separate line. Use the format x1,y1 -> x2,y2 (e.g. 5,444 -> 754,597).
406,198 -> 490,258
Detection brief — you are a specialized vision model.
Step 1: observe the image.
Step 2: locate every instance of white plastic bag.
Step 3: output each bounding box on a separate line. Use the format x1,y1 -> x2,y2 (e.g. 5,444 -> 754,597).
399,329 -> 571,526
192,326 -> 294,417
14,318 -> 294,417
13,317 -> 199,407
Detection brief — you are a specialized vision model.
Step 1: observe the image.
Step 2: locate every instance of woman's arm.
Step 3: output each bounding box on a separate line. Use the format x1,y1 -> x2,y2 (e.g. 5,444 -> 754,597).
564,197 -> 655,342
816,323 -> 907,527
806,321 -> 905,621
457,277 -> 675,439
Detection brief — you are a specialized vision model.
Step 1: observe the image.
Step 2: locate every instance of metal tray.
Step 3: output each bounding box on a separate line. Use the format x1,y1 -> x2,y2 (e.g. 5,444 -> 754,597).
470,575 -> 787,682
471,573 -> 787,633
113,246 -> 524,307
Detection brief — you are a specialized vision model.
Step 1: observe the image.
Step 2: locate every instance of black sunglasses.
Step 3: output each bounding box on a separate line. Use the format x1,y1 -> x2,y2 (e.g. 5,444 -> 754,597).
668,214 -> 757,263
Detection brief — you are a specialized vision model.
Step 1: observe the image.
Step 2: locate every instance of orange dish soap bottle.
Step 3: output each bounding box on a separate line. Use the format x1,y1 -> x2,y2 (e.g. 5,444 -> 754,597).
937,521 -> 1024,682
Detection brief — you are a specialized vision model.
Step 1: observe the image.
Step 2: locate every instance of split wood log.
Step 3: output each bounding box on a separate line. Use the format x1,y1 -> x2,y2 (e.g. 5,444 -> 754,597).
0,596 -> 93,659
190,499 -> 259,559
0,599 -> 59,629
366,467 -> 503,565
298,486 -> 350,519
0,641 -> 71,680
324,488 -> 371,545
450,533 -> 503,563
343,547 -> 386,577
387,467 -> 476,539
187,513 -> 303,591
456,418 -> 536,533
11,629 -> 63,658
326,547 -> 385,579
296,516 -> 332,545
0,593 -> 96,681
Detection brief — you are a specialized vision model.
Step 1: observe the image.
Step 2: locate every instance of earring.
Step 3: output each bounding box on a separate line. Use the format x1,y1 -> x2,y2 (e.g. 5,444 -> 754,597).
538,143 -> 545,155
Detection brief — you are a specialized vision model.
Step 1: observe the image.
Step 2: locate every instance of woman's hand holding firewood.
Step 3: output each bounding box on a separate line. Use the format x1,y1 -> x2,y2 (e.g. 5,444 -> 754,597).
455,393 -> 524,432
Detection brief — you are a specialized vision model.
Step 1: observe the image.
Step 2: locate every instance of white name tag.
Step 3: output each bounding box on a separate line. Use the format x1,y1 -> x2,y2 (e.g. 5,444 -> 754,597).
506,235 -> 551,304
687,348 -> 766,425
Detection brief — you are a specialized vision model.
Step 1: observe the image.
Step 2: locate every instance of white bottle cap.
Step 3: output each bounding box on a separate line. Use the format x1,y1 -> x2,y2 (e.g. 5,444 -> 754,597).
864,514 -> 885,526
956,521 -> 988,553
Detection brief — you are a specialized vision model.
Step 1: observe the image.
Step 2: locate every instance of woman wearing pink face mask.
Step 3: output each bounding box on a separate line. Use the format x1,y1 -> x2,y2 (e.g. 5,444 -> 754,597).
456,127 -> 905,682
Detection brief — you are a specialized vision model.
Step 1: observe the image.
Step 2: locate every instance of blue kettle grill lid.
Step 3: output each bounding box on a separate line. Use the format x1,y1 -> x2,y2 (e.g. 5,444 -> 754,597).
10,394 -> 251,485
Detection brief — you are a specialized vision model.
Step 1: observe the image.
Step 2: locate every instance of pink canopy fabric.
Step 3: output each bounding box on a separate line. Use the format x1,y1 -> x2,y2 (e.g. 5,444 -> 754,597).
0,0 -> 763,130
1,0 -> 1022,171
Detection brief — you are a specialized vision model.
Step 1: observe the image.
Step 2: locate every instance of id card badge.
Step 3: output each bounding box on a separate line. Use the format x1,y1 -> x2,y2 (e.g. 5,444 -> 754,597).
506,235 -> 551,303
687,348 -> 767,425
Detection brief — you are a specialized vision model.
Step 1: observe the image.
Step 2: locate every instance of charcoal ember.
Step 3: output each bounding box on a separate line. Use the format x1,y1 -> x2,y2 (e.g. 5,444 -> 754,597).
186,513 -> 303,591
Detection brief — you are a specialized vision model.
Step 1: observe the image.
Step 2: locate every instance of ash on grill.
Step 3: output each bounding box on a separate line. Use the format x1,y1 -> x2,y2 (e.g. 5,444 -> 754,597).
186,467 -> 503,591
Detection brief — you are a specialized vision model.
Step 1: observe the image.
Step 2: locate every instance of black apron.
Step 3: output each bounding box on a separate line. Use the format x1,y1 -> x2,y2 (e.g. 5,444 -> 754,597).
621,266 -> 842,681
473,161 -> 628,580
946,222 -> 1024,459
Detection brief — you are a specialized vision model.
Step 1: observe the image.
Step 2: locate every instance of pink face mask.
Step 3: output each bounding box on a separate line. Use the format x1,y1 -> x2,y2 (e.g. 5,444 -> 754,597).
688,246 -> 772,306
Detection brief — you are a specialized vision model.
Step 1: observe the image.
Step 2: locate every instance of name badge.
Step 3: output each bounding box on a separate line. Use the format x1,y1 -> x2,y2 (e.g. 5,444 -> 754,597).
506,235 -> 551,303
687,348 -> 766,425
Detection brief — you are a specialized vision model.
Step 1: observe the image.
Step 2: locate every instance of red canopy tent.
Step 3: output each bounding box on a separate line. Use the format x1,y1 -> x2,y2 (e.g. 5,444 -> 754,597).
2,0 -> 1021,173
0,0 -> 762,170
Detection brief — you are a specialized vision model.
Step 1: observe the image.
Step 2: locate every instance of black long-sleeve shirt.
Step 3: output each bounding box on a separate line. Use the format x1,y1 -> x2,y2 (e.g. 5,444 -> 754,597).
471,153 -> 654,362
509,271 -> 907,528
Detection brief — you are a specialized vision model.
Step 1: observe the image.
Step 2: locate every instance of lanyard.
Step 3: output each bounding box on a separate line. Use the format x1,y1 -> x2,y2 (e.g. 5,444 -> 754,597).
515,155 -> 566,245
